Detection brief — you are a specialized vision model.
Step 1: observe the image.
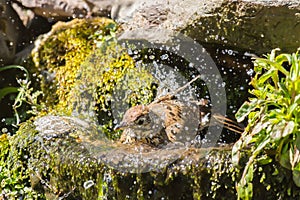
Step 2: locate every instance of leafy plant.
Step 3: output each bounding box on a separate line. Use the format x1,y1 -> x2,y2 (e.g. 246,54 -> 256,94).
0,65 -> 28,101
233,48 -> 300,199
0,124 -> 41,199
0,65 -> 43,127
12,79 -> 44,125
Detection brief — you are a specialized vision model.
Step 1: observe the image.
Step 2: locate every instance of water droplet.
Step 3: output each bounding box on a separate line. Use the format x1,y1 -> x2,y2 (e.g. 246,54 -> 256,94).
83,180 -> 94,189
247,69 -> 254,76
149,55 -> 155,60
127,49 -> 133,55
160,54 -> 168,60
1,128 -> 8,133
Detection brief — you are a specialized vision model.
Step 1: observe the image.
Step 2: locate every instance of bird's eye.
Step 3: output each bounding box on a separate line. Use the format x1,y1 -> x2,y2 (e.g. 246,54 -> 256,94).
136,117 -> 145,125
135,116 -> 148,125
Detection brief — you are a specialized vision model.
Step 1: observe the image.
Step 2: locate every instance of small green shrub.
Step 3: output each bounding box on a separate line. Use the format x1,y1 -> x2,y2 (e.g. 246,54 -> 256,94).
0,65 -> 44,127
0,129 -> 40,199
233,48 -> 300,199
0,65 -> 27,101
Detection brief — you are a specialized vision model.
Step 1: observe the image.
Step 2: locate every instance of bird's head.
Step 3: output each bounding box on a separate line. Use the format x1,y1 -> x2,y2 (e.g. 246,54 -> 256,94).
114,105 -> 151,130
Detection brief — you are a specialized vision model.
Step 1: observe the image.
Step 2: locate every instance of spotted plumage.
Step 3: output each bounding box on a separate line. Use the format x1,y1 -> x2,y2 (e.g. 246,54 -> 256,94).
114,75 -> 243,146
116,100 -> 186,146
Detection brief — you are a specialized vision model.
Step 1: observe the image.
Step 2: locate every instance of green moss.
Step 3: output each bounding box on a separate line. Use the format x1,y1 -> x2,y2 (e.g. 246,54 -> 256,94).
0,125 -> 40,199
0,119 -> 105,199
75,43 -> 156,114
31,18 -> 118,115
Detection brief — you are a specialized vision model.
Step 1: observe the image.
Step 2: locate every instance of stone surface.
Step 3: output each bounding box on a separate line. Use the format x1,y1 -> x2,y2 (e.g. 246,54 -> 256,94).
115,0 -> 300,55
3,0 -> 299,65
13,0 -> 113,19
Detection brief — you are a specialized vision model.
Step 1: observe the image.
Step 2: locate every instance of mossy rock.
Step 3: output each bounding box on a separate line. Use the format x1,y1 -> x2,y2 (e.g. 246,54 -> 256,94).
31,17 -> 155,114
1,116 -> 300,199
30,18 -> 157,139
31,18 -> 114,113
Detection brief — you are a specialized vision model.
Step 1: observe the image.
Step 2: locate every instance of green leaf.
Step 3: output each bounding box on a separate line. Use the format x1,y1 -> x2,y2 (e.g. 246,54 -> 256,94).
276,53 -> 292,65
267,109 -> 285,121
237,163 -> 254,200
290,146 -> 300,170
293,169 -> 300,187
232,138 -> 243,166
295,79 -> 300,94
0,87 -> 19,100
269,48 -> 281,61
245,163 -> 254,182
278,82 -> 290,97
257,154 -> 273,165
251,121 -> 270,136
257,68 -> 275,85
279,142 -> 292,169
250,89 -> 262,98
0,65 -> 28,76
235,100 -> 261,122
288,103 -> 298,117
296,133 -> 300,151
270,121 -> 294,141
257,59 -> 289,77
290,52 -> 300,81
254,135 -> 271,154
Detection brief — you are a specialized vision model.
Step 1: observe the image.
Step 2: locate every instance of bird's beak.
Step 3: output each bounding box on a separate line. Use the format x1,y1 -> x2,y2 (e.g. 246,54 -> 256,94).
114,121 -> 128,130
